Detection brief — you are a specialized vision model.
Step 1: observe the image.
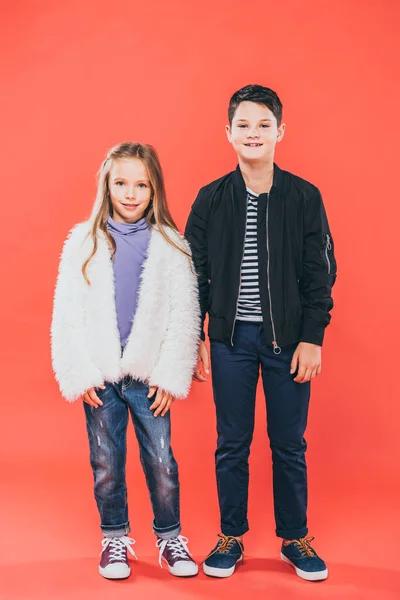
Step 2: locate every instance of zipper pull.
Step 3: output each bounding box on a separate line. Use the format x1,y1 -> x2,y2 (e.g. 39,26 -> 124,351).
326,234 -> 332,250
272,341 -> 282,355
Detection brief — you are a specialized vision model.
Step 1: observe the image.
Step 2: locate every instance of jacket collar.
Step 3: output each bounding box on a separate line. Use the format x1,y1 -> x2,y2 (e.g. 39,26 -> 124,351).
232,162 -> 284,194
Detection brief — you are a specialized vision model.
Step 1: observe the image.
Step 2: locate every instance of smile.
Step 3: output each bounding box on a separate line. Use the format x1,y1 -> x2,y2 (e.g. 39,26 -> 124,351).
244,143 -> 263,147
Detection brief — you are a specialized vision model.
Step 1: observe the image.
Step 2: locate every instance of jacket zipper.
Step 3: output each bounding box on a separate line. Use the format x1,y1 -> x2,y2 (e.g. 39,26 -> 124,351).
266,193 -> 281,355
325,234 -> 332,274
230,198 -> 249,346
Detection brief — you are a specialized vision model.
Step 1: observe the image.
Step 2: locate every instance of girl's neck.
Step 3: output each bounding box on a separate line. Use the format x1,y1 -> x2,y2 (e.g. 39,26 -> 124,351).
107,215 -> 149,234
110,214 -> 146,226
239,158 -> 274,195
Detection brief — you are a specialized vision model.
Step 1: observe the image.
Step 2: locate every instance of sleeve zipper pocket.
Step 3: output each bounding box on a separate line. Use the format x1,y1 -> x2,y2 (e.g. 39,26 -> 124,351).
325,234 -> 332,274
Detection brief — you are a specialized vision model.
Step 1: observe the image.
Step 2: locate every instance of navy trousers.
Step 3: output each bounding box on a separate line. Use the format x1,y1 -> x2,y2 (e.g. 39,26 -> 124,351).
210,321 -> 310,539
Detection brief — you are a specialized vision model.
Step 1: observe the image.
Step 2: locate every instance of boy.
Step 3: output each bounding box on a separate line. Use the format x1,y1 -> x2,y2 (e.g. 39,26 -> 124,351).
185,84 -> 336,581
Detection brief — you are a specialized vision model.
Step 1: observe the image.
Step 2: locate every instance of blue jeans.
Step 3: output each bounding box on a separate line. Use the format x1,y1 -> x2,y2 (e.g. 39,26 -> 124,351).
83,377 -> 180,540
211,321 -> 310,539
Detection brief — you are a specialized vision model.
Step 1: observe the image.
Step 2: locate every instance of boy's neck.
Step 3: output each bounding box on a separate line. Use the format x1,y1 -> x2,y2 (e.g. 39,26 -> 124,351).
238,157 -> 274,195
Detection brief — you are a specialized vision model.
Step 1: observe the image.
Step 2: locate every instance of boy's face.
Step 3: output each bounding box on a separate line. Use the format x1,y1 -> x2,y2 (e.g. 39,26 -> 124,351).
226,101 -> 285,163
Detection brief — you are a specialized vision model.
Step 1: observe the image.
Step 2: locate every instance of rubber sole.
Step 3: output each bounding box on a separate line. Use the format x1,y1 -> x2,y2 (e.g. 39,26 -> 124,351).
160,555 -> 199,577
168,564 -> 199,577
99,564 -> 131,579
203,557 -> 242,578
280,553 -> 328,581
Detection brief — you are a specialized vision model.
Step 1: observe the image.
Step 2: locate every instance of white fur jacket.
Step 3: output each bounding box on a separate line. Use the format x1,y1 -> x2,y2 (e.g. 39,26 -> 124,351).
51,221 -> 201,402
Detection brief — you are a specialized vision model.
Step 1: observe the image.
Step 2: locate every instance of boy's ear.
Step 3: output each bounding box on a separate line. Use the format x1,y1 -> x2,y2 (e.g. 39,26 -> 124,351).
225,124 -> 232,143
277,122 -> 286,143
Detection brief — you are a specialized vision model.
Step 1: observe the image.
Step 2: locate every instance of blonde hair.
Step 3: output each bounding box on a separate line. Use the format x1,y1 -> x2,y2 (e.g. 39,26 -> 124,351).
82,142 -> 190,284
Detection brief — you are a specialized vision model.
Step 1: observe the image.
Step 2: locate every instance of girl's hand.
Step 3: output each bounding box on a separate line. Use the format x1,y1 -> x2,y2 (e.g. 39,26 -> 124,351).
193,340 -> 210,382
148,386 -> 175,417
290,342 -> 322,383
82,386 -> 105,408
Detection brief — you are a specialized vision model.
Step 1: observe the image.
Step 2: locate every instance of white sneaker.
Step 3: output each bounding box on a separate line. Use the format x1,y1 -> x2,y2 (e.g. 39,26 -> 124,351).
156,535 -> 199,577
99,536 -> 137,579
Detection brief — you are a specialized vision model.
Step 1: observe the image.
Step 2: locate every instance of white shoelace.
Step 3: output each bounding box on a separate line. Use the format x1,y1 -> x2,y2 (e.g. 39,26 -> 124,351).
101,536 -> 138,562
156,535 -> 192,568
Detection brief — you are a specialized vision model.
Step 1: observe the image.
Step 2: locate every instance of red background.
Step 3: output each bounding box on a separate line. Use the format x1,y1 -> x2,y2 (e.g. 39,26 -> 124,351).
1,1 -> 399,598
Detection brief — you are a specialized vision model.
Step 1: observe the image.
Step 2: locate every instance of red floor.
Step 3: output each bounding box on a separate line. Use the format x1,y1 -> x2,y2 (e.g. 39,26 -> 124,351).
2,555 -> 400,600
3,459 -> 400,599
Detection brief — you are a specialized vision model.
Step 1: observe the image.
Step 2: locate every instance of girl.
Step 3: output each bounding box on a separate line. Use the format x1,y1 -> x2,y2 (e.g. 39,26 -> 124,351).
51,142 -> 201,579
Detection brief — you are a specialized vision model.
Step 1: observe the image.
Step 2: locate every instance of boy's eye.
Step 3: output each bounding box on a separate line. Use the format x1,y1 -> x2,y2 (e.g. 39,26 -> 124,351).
261,124 -> 270,128
238,124 -> 247,128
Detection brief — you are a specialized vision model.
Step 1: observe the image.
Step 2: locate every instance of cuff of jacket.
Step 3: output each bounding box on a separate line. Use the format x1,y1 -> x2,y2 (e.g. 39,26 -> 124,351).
299,322 -> 325,347
58,366 -> 105,403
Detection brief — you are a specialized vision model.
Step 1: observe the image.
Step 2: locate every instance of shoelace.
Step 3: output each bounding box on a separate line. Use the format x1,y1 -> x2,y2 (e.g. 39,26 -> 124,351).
204,533 -> 244,563
156,535 -> 192,569
294,536 -> 316,558
101,536 -> 138,562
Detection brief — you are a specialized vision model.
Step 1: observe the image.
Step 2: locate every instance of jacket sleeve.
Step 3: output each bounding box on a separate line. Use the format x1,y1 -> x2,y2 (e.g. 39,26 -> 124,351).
51,228 -> 104,402
149,239 -> 201,399
184,189 -> 210,341
299,189 -> 337,346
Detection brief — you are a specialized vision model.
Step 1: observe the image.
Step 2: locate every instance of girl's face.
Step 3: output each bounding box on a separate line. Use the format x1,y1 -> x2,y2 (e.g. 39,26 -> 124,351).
226,101 -> 285,164
108,158 -> 152,223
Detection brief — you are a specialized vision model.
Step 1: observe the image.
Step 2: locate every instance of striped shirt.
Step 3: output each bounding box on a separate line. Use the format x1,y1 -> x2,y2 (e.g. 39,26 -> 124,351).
236,189 -> 263,322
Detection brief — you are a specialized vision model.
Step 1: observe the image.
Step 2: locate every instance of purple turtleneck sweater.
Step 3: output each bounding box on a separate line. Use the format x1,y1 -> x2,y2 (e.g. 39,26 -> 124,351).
107,216 -> 151,347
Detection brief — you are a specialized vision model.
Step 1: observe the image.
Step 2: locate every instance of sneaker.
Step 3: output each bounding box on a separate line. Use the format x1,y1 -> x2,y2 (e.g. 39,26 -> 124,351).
203,534 -> 244,578
99,536 -> 137,579
281,536 -> 328,581
156,535 -> 198,577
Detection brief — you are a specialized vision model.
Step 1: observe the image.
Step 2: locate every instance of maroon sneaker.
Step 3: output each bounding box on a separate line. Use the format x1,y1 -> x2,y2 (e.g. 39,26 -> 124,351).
156,535 -> 198,577
99,536 -> 137,579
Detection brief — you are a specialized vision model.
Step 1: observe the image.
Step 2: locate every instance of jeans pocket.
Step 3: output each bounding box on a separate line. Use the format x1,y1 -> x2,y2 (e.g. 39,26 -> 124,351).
279,344 -> 297,366
95,384 -> 111,397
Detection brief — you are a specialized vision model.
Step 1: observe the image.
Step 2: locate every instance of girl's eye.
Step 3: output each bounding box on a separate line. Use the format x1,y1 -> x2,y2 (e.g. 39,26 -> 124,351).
115,181 -> 125,186
138,183 -> 147,188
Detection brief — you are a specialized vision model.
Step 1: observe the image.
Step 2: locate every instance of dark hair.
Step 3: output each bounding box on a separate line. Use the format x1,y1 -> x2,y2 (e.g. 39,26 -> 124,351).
228,84 -> 283,126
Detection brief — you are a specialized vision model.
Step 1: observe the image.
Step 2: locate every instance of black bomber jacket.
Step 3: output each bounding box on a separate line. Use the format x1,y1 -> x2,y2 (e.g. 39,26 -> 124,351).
184,164 -> 337,350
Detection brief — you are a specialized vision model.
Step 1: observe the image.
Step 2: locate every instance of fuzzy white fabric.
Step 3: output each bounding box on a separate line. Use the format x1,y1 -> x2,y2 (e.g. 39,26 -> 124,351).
51,222 -> 201,402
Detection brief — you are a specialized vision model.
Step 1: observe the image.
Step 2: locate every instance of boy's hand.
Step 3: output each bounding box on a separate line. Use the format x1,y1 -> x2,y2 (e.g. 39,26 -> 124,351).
148,387 -> 175,417
193,340 -> 210,382
291,342 -> 322,383
82,386 -> 105,407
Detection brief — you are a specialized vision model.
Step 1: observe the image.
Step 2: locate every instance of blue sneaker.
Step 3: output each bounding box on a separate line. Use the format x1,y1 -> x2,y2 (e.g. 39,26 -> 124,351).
203,534 -> 244,578
281,537 -> 328,581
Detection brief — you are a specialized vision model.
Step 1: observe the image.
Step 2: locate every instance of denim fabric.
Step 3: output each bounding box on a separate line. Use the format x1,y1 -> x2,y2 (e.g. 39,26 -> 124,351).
84,377 -> 180,540
211,321 -> 310,539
